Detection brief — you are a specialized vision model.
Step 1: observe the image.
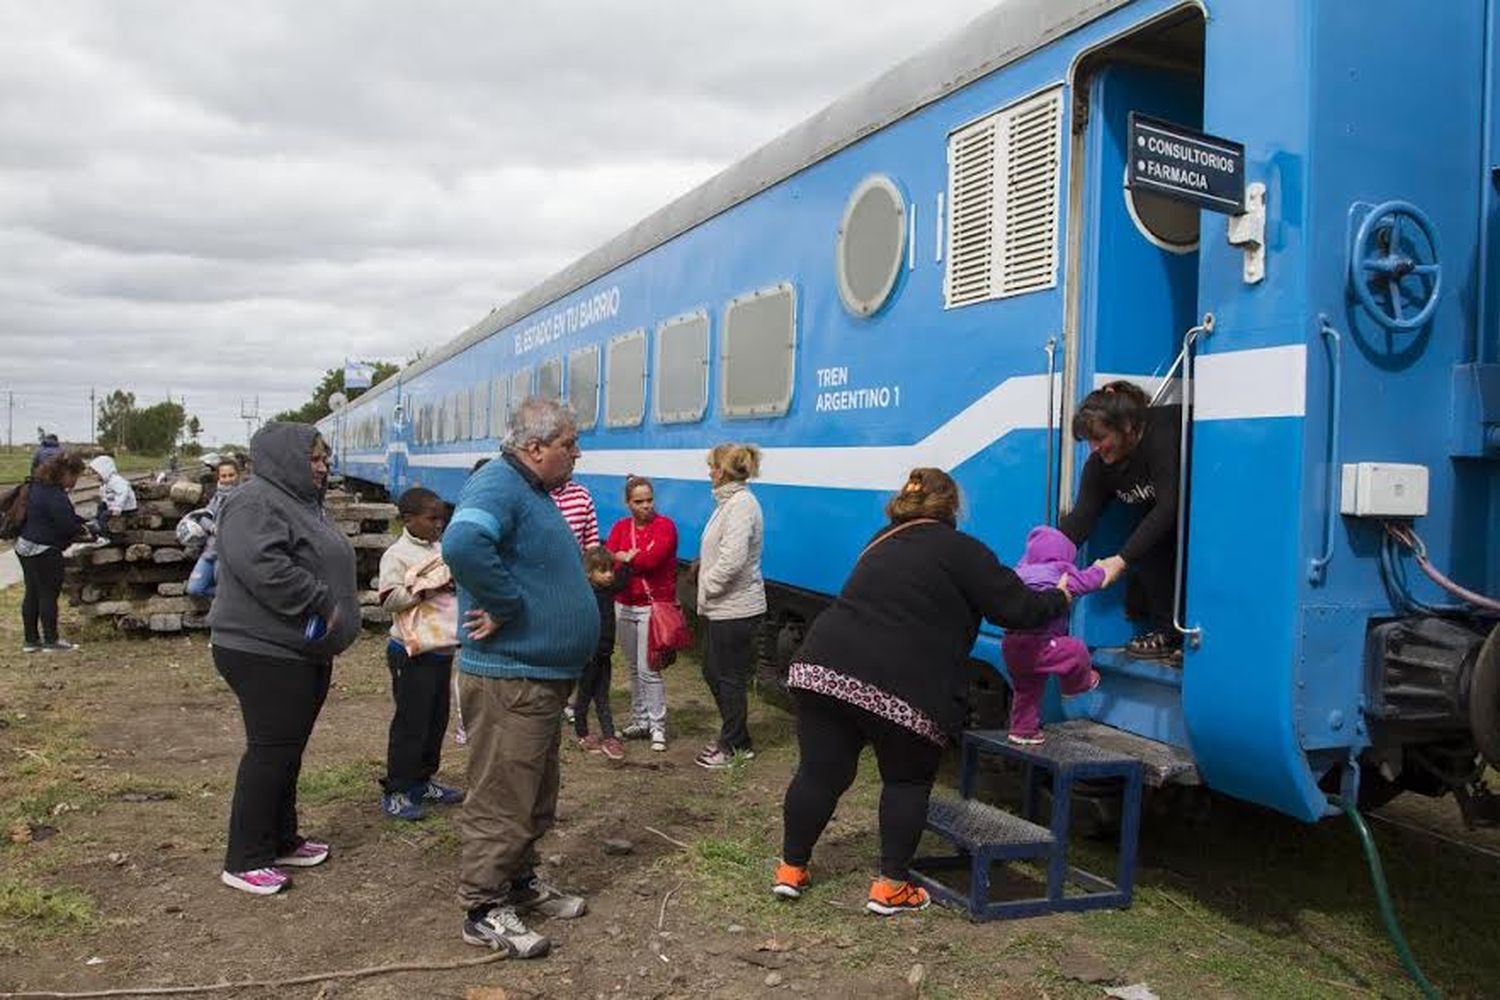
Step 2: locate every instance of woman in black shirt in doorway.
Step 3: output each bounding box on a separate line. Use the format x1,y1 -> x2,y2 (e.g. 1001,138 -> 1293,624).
1058,380 -> 1183,661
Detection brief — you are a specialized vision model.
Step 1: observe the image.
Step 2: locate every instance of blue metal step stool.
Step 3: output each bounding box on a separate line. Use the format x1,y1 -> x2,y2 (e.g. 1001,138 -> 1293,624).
911,727 -> 1144,920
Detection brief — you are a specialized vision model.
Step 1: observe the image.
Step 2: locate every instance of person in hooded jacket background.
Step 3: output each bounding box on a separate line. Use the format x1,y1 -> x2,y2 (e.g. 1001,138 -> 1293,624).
86,454 -> 138,542
30,432 -> 62,474
208,422 -> 360,896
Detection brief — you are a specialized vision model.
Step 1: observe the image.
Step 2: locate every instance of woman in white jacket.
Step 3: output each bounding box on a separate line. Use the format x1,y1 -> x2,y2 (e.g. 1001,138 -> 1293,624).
695,443 -> 767,770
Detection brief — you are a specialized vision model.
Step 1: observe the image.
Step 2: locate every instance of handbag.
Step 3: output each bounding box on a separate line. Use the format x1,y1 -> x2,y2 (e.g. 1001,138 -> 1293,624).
633,522 -> 693,670
393,553 -> 460,656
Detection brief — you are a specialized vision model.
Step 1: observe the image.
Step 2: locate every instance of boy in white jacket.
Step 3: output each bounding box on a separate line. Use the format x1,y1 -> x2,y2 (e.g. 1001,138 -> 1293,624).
86,455 -> 138,541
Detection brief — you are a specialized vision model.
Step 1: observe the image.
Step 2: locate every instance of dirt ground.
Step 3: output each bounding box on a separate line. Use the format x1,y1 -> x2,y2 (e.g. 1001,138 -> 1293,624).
2,584 -> 1499,1000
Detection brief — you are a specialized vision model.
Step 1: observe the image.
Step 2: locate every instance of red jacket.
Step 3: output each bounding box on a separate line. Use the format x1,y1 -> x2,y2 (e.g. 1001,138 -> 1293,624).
605,515 -> 678,607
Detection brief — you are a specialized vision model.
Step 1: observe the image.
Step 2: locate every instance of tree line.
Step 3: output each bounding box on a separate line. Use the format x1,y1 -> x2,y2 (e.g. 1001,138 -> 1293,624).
96,390 -> 202,455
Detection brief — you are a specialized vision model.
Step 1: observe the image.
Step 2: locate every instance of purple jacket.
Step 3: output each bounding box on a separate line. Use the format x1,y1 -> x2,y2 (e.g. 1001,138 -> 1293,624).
1012,526 -> 1107,638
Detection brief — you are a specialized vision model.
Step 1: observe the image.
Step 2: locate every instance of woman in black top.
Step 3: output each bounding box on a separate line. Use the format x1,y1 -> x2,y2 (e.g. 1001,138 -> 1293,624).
1057,380 -> 1182,660
772,468 -> 1070,915
17,453 -> 88,652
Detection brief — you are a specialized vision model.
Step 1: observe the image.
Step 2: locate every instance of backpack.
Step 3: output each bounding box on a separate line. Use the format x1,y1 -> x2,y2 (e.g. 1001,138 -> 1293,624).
0,481 -> 30,541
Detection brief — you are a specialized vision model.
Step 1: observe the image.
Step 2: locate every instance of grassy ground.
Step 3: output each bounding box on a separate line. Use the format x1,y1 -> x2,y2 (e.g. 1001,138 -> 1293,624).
1,582 -> 1498,997
0,447 -> 164,483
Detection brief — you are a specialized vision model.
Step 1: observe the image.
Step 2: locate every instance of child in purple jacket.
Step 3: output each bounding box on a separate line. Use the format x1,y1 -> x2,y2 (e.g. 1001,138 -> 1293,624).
1001,526 -> 1107,745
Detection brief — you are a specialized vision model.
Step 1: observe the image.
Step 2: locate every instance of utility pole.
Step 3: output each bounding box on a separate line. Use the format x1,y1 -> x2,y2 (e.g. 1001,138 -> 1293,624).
6,390 -> 12,452
89,387 -> 96,446
240,396 -> 260,444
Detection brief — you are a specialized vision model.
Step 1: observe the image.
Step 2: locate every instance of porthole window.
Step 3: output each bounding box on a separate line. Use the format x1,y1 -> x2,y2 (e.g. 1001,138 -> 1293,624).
568,346 -> 600,430
605,329 -> 647,428
655,310 -> 710,424
537,358 -> 563,400
1123,167 -> 1199,253
722,283 -> 796,419
837,175 -> 907,317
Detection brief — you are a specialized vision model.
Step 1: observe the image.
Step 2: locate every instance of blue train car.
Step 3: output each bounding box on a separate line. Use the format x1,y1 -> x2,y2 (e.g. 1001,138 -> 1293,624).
320,0 -> 1500,824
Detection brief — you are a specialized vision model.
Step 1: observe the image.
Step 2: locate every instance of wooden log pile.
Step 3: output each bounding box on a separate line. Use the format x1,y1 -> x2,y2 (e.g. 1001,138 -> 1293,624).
64,481 -> 398,635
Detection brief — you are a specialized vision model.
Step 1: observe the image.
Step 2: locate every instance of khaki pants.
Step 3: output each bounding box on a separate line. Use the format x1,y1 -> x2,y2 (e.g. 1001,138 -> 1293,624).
456,673 -> 573,911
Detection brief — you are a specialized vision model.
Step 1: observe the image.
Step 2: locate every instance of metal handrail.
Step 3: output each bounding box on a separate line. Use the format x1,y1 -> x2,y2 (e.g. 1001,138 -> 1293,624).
1172,313 -> 1215,648
1307,315 -> 1343,584
1044,336 -> 1058,525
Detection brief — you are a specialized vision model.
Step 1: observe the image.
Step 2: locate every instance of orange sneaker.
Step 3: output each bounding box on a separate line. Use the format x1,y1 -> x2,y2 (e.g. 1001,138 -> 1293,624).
866,878 -> 930,915
772,862 -> 810,900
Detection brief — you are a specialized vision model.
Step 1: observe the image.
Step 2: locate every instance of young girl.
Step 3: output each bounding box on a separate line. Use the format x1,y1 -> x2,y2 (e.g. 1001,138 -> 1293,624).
378,487 -> 464,820
185,459 -> 242,598
605,476 -> 679,753
1001,525 -> 1106,745
574,546 -> 626,760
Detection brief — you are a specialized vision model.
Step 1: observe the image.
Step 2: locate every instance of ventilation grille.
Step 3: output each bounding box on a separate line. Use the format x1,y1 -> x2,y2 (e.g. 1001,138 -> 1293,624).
945,87 -> 1062,306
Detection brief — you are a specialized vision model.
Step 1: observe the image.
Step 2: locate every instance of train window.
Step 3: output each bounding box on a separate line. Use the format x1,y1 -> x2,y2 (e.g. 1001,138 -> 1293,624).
944,86 -> 1063,307
837,175 -> 906,317
510,368 -> 533,408
568,346 -> 600,430
490,378 -> 509,439
722,283 -> 796,419
449,393 -> 462,443
1123,167 -> 1199,252
537,358 -> 563,401
605,329 -> 647,428
469,383 -> 486,440
655,310 -> 709,424
456,390 -> 470,442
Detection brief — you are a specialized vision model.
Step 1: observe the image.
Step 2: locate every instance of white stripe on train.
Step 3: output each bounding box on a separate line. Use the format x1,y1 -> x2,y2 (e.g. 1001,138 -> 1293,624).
347,345 -> 1307,490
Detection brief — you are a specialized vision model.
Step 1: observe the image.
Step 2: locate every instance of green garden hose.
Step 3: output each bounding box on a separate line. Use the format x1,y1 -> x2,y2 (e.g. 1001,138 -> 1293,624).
1330,795 -> 1440,999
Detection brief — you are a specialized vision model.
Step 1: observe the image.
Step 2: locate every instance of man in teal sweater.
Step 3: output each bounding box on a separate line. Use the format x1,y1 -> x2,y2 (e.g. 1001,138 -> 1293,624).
443,396 -> 598,959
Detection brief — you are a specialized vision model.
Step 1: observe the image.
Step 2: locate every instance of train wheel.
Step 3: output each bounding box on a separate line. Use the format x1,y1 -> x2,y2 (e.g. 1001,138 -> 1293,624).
1471,623 -> 1500,769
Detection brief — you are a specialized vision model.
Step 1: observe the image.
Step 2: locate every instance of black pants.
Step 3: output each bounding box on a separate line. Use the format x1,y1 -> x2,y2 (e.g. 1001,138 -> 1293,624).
1125,539 -> 1178,635
702,615 -> 761,753
573,648 -> 616,739
214,645 -> 331,872
782,688 -> 943,881
383,642 -> 453,793
19,548 -> 65,645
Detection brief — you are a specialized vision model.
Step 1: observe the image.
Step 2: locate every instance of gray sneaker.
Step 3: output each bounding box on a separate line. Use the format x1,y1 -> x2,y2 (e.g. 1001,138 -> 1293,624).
619,722 -> 651,740
42,639 -> 79,653
461,904 -> 550,958
512,875 -> 587,919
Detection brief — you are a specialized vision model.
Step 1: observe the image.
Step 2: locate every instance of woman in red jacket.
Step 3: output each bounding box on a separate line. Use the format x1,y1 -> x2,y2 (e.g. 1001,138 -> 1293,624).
605,476 -> 678,752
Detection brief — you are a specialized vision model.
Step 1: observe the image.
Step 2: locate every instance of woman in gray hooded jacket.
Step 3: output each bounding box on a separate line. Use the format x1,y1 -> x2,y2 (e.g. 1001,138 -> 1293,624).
208,422 -> 360,895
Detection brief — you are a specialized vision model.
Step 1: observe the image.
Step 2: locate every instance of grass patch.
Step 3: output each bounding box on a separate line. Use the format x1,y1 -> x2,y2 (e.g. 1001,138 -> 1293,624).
0,448 -> 164,483
0,878 -> 93,929
298,760 -> 381,805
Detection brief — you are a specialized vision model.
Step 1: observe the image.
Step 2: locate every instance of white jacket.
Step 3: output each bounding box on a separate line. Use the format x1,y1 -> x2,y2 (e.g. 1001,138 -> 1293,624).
695,482 -> 766,620
87,456 -> 138,516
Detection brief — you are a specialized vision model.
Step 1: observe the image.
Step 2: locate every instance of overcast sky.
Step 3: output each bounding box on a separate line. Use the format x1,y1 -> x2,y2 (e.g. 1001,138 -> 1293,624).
0,0 -> 1001,447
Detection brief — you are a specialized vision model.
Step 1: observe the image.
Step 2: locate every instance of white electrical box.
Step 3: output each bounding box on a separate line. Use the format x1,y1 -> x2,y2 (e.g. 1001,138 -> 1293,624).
1339,462 -> 1429,518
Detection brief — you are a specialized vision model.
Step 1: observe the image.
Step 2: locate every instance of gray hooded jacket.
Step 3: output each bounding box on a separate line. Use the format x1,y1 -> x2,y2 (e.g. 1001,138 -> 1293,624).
208,422 -> 360,660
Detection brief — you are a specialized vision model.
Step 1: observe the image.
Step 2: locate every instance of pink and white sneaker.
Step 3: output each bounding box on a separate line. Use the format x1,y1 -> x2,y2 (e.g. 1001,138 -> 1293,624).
275,840 -> 330,868
220,867 -> 289,895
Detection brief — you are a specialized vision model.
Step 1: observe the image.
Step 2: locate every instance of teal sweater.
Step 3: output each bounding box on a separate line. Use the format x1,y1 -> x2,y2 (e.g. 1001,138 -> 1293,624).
443,454 -> 599,680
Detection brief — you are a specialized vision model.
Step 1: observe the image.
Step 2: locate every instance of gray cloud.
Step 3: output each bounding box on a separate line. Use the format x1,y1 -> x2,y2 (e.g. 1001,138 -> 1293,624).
0,0 -> 997,446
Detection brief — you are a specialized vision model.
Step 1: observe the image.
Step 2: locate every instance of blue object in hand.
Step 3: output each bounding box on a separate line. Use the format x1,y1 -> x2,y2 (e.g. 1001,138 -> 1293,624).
304,614 -> 327,641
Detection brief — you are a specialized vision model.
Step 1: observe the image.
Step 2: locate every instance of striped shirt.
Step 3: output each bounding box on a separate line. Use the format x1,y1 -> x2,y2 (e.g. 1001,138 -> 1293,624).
549,480 -> 599,549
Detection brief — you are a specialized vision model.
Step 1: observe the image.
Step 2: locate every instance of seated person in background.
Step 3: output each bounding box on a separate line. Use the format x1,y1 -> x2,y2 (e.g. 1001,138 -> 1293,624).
1002,526 -> 1107,746
86,455 -> 138,543
1058,380 -> 1183,662
185,459 -> 243,598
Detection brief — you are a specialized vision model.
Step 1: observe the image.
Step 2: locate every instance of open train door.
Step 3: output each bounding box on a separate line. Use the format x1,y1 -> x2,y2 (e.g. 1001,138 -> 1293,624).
1058,13 -> 1205,745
